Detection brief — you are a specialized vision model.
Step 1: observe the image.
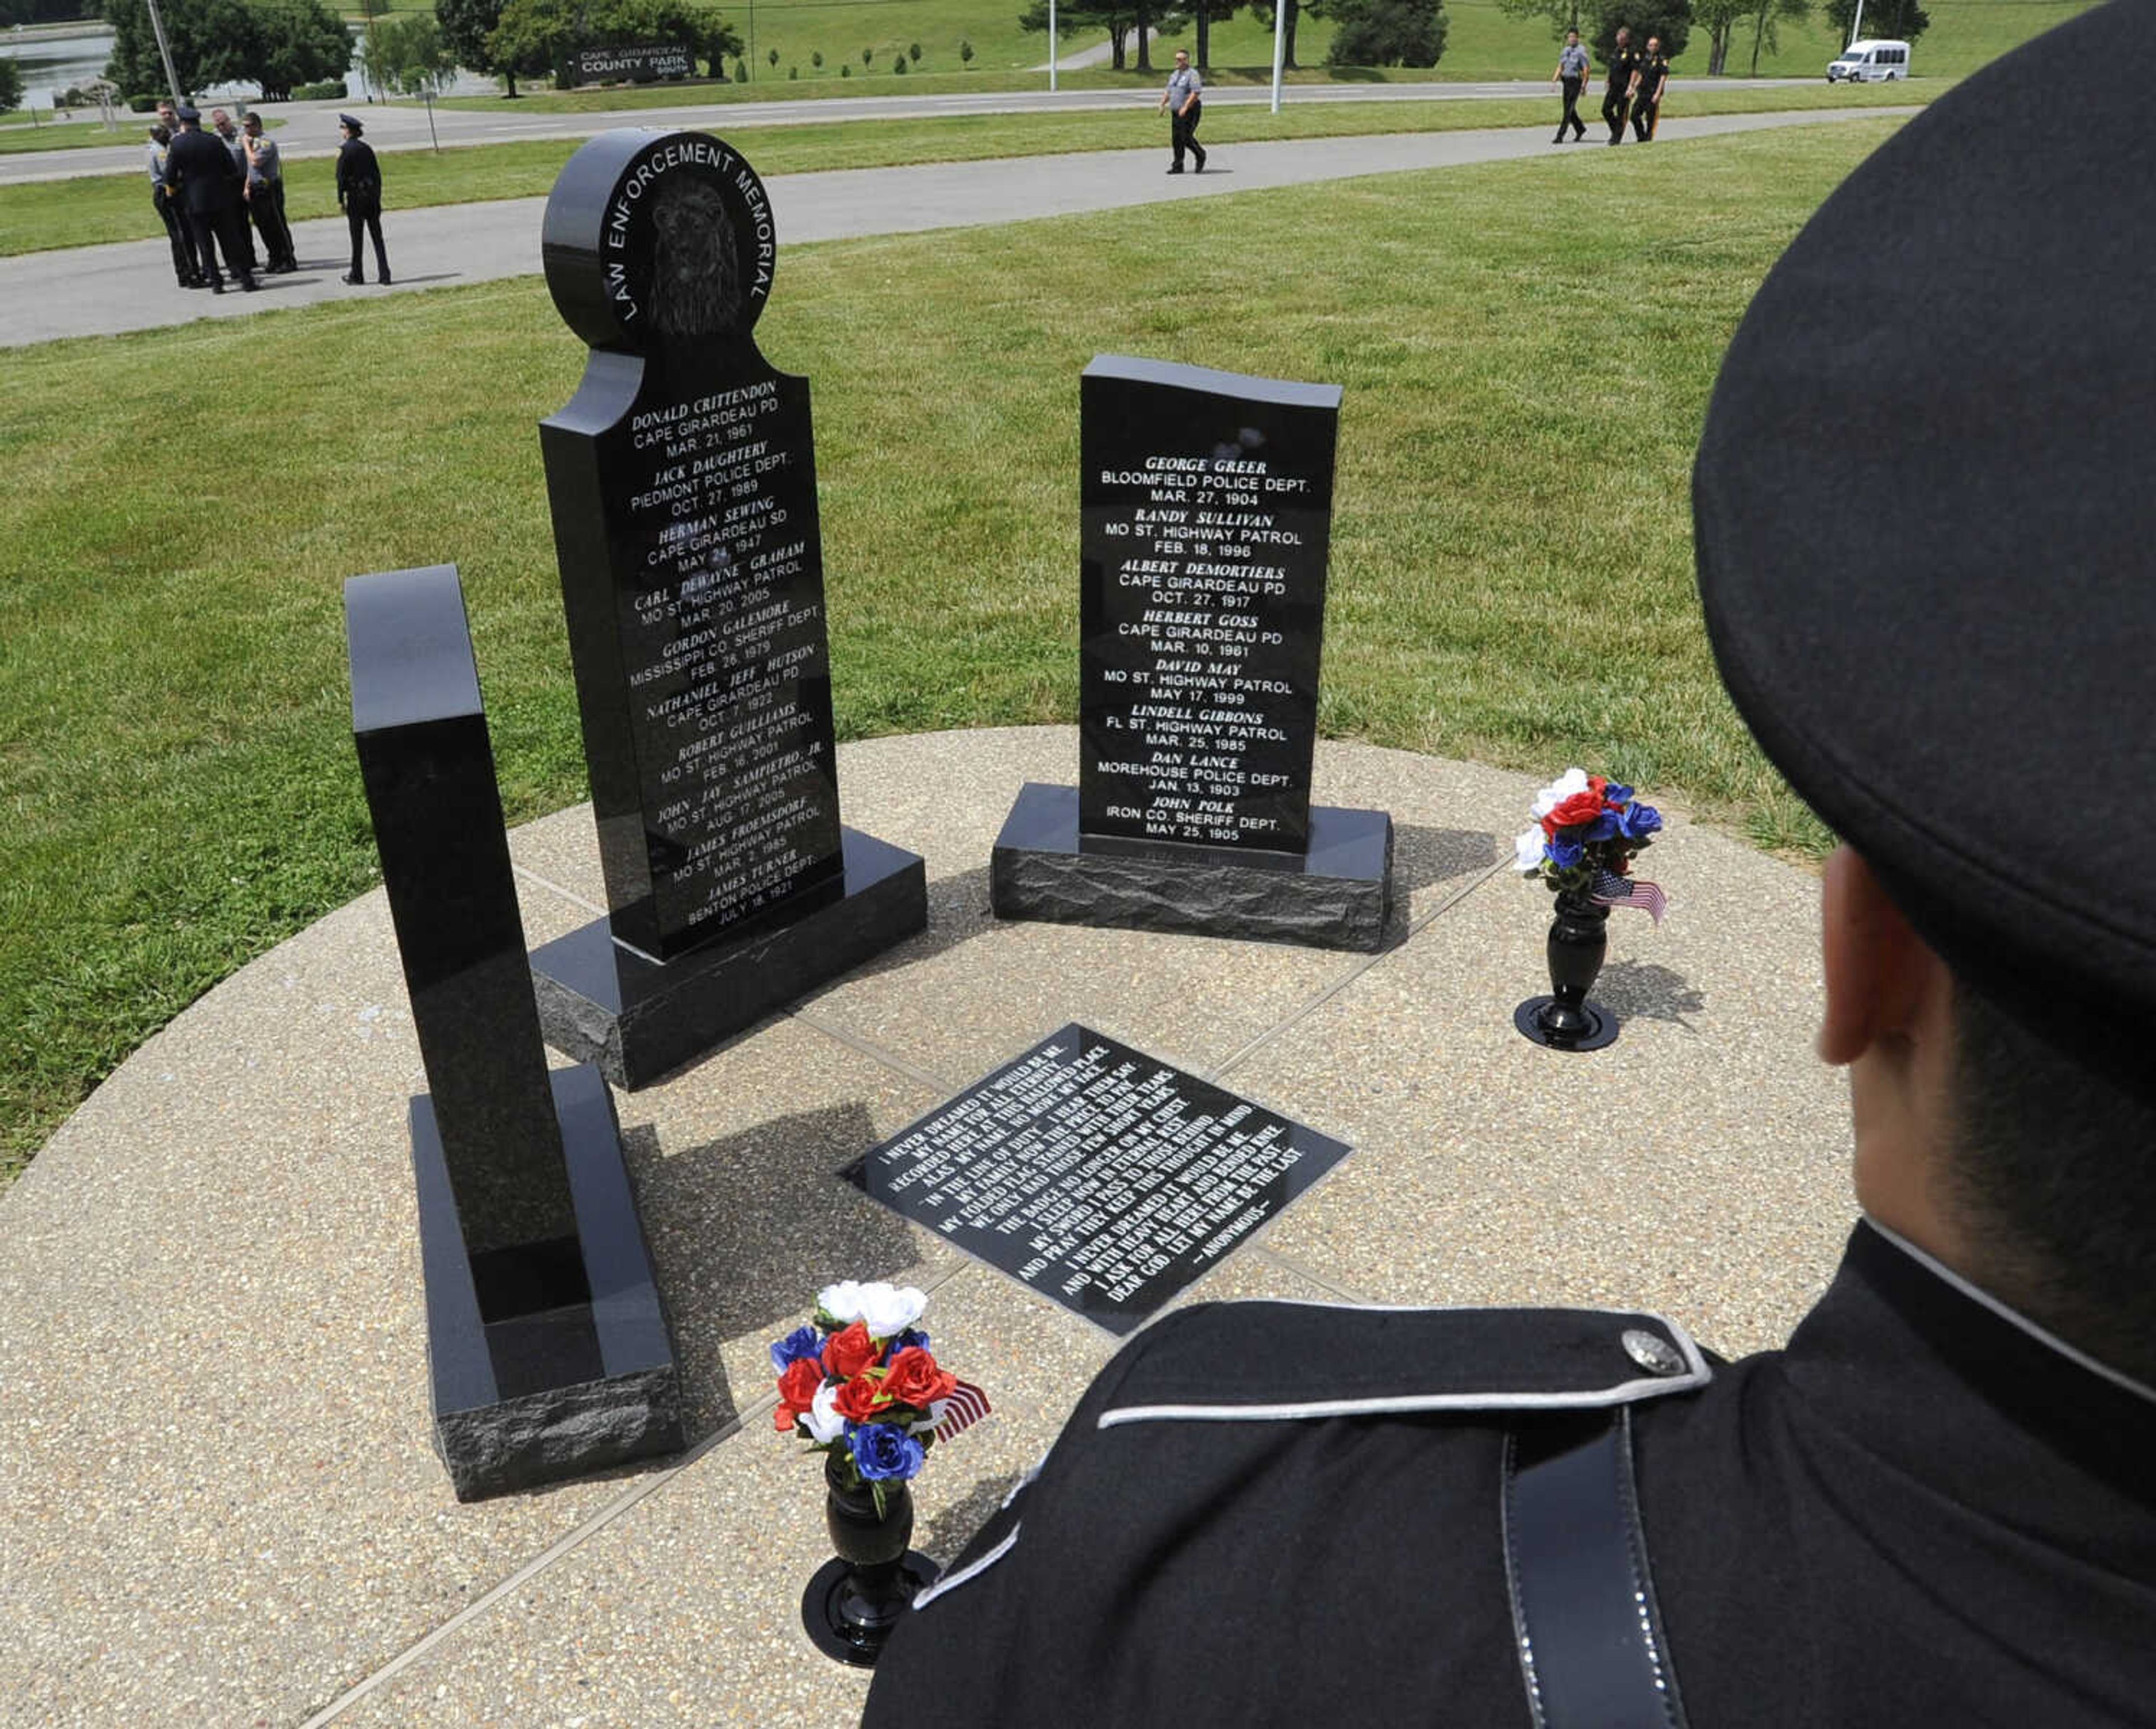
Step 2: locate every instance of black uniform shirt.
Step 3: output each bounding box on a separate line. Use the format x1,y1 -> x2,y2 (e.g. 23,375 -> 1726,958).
1638,53 -> 1669,102
1606,48 -> 1640,93
867,1221 -> 2156,1727
337,138 -> 382,212
161,127 -> 240,216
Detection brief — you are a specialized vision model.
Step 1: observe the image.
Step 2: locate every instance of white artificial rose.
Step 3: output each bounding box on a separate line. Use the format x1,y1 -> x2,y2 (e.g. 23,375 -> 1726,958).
1515,826 -> 1549,873
856,1283 -> 929,1338
1531,767 -> 1589,819
801,1381 -> 847,1443
817,1280 -> 866,1324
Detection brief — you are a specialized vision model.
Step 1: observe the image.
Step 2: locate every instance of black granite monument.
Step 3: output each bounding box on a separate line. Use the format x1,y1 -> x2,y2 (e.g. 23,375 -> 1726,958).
992,356 -> 1394,951
347,564 -> 683,1501
852,1024 -> 1351,1334
529,130 -> 926,1087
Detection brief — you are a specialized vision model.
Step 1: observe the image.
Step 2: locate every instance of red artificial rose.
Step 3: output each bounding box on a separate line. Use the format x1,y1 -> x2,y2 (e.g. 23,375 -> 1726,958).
1545,790 -> 1606,829
777,1358 -> 825,1410
774,1402 -> 803,1433
822,1320 -> 876,1379
881,1346 -> 958,1410
1588,775 -> 1607,798
833,1371 -> 889,1422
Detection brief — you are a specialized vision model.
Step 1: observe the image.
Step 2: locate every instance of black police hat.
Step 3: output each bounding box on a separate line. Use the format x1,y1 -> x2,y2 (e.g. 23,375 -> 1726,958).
339,113 -> 364,134
1693,0 -> 2155,1032
175,103 -> 200,122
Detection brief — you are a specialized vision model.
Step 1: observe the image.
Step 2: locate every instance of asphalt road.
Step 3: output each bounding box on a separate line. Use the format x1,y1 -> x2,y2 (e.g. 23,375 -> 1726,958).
0,77 -> 1827,185
0,107 -> 1908,349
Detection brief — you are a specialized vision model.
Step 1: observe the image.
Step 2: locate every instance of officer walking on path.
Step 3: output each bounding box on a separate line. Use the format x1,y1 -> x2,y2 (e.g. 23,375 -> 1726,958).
1602,25 -> 1639,143
1552,29 -> 1591,142
336,115 -> 392,286
1632,36 -> 1670,140
1160,49 -> 1208,175
863,6 -> 2156,1721
160,106 -> 255,295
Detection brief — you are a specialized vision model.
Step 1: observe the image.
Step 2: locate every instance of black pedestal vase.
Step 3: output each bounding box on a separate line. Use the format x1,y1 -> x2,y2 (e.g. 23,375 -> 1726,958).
801,1455 -> 940,1666
1514,890 -> 1620,1051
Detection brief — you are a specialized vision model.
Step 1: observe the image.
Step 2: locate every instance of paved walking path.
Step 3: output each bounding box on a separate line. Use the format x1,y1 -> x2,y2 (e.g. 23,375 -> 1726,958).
0,727 -> 1856,1726
0,106 -> 1907,348
0,77 -> 1824,184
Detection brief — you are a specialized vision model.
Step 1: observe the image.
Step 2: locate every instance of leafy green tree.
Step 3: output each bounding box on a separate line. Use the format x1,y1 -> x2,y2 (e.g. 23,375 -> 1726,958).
1017,0 -> 1155,71
0,54 -> 22,113
438,0 -> 551,97
1493,0 -> 1582,41
812,48 -> 824,66
364,11 -> 457,94
907,39 -> 920,59
103,0 -> 346,99
958,36 -> 973,63
1747,0 -> 1806,68
1313,0 -> 1445,65
489,0 -> 709,88
1249,0 -> 1302,69
892,53 -> 906,71
862,44 -> 873,62
1588,0 -> 1688,64
1692,0 -> 1744,71
1823,0 -> 1924,42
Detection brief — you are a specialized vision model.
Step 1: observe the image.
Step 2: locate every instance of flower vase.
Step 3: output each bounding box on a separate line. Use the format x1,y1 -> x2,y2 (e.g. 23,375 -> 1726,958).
800,1454 -> 940,1666
1514,890 -> 1620,1051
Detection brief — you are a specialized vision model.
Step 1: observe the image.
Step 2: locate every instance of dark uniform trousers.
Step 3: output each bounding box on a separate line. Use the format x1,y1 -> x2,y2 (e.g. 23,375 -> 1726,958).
186,204 -> 252,289
1604,55 -> 1638,143
1557,75 -> 1587,140
154,187 -> 199,285
1172,100 -> 1207,172
249,183 -> 295,269
865,1220 -> 2156,1727
346,200 -> 390,281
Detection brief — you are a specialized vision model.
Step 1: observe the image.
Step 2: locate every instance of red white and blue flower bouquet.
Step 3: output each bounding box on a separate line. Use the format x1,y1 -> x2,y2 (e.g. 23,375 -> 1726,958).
1513,770 -> 1666,1051
774,1281 -> 991,1666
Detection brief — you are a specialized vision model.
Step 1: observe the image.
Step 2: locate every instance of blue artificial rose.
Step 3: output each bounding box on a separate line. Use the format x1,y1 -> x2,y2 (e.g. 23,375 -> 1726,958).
886,1327 -> 931,1359
1548,836 -> 1585,870
1604,782 -> 1636,804
850,1421 -> 926,1482
1582,811 -> 1621,843
1618,802 -> 1663,840
769,1324 -> 824,1374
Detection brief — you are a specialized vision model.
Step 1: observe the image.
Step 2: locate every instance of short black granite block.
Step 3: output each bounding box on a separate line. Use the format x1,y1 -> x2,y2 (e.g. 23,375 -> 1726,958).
414,1065 -> 684,1502
991,781 -> 1392,953
531,825 -> 927,1088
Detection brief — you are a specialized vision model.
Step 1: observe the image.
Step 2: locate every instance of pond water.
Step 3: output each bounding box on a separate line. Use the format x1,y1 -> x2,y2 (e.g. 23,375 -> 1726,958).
0,24 -> 498,112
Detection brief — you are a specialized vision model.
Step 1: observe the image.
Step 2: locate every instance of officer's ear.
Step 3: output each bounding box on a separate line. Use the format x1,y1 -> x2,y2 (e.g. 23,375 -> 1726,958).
1817,845 -> 1944,1067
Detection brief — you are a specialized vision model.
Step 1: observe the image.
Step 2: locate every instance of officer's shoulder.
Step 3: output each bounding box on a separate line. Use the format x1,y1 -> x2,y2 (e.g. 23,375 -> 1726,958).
1089,1297 -> 1712,1431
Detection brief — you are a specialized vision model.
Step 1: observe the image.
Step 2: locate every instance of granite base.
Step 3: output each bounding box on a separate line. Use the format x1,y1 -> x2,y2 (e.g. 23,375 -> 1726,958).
529,826 -> 928,1088
412,1063 -> 684,1502
990,782 -> 1393,953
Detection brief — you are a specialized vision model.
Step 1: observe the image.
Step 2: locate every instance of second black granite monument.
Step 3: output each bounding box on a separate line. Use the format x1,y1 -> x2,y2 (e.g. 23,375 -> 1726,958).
530,130 -> 926,1086
992,356 -> 1394,951
348,564 -> 682,1501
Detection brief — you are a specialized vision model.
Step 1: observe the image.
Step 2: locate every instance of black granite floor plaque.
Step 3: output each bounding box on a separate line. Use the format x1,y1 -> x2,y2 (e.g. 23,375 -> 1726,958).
849,1025 -> 1350,1335
531,824 -> 926,1088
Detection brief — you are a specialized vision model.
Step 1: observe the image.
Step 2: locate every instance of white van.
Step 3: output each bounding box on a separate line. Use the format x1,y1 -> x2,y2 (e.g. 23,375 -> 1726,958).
1827,39 -> 1911,81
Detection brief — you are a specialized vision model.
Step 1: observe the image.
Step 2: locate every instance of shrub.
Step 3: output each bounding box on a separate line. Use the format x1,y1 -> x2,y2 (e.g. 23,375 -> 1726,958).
960,38 -> 974,64
293,77 -> 348,99
893,54 -> 906,72
127,92 -> 163,112
862,45 -> 873,62
766,45 -> 778,66
788,63 -> 797,76
907,40 -> 920,60
840,61 -> 849,74
811,49 -> 823,66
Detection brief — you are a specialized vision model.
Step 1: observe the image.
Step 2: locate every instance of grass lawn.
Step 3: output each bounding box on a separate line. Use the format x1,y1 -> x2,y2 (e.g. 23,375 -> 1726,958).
0,115 -> 1903,1177
0,80 -> 1924,256
0,111 -> 284,155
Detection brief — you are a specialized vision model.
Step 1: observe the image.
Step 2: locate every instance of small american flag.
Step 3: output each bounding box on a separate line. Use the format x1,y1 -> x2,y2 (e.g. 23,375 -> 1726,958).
931,1380 -> 993,1440
1592,870 -> 1667,926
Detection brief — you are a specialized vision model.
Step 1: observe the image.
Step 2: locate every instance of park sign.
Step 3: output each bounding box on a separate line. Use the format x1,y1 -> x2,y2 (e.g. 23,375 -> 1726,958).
568,43 -> 695,86
530,129 -> 926,1086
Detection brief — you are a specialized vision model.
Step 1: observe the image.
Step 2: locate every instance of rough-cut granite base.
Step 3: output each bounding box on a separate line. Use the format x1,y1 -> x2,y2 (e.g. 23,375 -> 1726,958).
413,1064 -> 684,1502
990,782 -> 1394,953
529,826 -> 928,1089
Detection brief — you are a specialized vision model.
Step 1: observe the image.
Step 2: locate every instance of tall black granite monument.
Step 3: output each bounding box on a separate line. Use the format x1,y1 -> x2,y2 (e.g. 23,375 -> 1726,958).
527,131 -> 926,1087
348,564 -> 683,1501
992,356 -> 1394,951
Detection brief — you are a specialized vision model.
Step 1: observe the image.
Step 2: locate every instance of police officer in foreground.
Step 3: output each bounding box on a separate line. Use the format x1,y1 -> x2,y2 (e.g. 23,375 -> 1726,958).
863,7 -> 2156,1721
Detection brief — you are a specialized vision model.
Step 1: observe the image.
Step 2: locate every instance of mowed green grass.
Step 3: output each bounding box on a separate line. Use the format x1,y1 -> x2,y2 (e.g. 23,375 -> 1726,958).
0,117 -> 1896,1177
0,81 -> 1925,257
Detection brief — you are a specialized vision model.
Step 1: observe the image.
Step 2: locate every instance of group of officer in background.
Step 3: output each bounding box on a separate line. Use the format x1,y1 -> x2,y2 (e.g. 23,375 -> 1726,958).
147,100 -> 294,293
1552,25 -> 1669,143
144,104 -> 390,294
